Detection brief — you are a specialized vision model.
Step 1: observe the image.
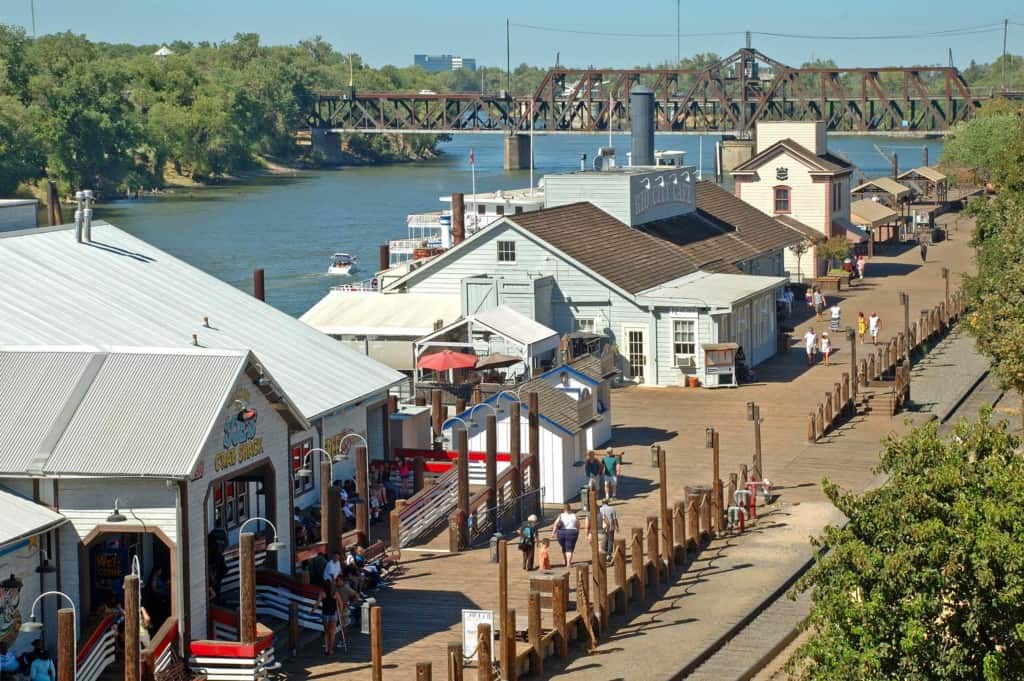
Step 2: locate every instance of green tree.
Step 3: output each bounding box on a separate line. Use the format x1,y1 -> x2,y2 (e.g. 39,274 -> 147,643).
0,95 -> 43,193
790,411 -> 1024,680
942,104 -> 1024,189
818,236 -> 850,272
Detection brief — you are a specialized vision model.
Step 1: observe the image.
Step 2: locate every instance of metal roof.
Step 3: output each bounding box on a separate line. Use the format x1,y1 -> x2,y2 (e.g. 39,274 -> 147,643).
0,346 -> 304,478
852,177 -> 912,198
0,488 -> 66,547
898,166 -> 946,183
470,307 -> 560,352
636,271 -> 788,310
0,223 -> 404,419
301,291 -> 461,337
850,199 -> 898,225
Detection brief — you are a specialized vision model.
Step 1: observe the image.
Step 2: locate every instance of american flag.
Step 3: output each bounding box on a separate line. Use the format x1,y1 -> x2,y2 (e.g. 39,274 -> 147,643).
469,148 -> 475,166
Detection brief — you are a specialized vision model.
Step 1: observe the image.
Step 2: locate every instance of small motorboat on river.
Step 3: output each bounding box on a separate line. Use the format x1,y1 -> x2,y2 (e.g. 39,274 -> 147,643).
327,252 -> 357,275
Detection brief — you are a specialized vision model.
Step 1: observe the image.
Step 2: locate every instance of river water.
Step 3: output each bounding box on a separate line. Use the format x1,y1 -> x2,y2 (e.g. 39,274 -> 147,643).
98,133 -> 944,318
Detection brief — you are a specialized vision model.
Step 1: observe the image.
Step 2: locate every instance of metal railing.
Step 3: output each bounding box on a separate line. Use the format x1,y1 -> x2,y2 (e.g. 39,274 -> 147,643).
255,569 -> 331,632
143,617 -> 179,676
397,467 -> 459,547
77,613 -> 117,681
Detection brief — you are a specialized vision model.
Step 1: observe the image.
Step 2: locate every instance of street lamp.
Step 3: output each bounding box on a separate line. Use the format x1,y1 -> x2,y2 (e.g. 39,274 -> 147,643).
469,402 -> 500,420
107,498 -> 127,523
21,590 -> 78,680
35,549 -> 56,574
296,447 -> 332,479
238,517 -> 286,551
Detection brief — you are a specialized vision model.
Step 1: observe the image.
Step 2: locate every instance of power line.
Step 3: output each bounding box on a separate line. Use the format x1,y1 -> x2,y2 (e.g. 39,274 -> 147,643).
509,22 -> 739,39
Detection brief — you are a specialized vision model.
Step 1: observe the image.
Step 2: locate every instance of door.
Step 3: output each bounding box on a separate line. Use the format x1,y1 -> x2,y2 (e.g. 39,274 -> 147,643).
622,326 -> 649,384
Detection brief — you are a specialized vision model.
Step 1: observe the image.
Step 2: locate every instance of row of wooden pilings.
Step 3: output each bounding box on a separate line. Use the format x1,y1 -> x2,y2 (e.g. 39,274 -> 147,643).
400,443 -> 763,680
807,288 -> 964,443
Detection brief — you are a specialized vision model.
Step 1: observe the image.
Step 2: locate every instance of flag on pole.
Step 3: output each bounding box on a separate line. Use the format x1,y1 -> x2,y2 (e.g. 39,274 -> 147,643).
469,148 -> 475,166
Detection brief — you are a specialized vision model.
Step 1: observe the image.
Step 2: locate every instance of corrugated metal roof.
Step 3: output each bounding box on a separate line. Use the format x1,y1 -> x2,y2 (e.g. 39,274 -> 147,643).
0,346 -> 286,477
0,223 -> 404,418
301,291 -> 460,337
850,199 -> 898,225
636,271 -> 787,310
0,488 -> 66,547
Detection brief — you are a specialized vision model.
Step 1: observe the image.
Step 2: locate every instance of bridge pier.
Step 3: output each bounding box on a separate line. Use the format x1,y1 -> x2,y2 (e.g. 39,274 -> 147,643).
504,133 -> 531,171
311,129 -> 345,164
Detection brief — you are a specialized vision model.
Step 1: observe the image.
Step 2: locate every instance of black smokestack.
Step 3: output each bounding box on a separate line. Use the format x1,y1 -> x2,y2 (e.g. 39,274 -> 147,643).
630,85 -> 655,167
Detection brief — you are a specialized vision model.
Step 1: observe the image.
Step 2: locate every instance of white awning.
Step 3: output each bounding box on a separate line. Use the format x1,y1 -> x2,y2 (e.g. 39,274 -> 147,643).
301,291 -> 461,337
471,307 -> 560,354
636,271 -> 788,311
0,488 -> 66,547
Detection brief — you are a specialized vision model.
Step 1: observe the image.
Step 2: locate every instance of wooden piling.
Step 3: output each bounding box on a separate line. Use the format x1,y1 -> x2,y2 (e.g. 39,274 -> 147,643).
57,608 -> 74,681
824,392 -> 833,426
527,392 -> 541,514
432,389 -> 443,439
476,623 -> 493,681
497,539 -> 510,681
506,607 -> 517,681
575,564 -> 597,651
816,404 -> 824,438
124,574 -> 140,681
552,577 -> 568,658
630,527 -> 645,601
699,492 -> 712,543
841,373 -> 850,412
371,605 -> 383,681
456,428 -> 470,550
239,532 -> 257,643
657,447 -> 674,574
646,515 -> 660,590
613,537 -> 628,610
447,642 -> 465,681
528,591 -> 542,676
808,412 -> 816,443
509,401 -> 522,523
672,500 -> 686,565
417,662 -> 433,681
686,493 -> 699,550
486,415 -> 498,530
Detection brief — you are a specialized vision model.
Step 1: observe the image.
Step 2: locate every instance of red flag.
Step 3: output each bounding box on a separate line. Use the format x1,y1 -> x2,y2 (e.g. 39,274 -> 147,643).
469,148 -> 475,166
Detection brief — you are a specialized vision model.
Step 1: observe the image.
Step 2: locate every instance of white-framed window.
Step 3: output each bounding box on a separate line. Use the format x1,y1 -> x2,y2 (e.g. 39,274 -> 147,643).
575,317 -> 596,333
497,240 -> 516,263
673,319 -> 696,359
212,480 -> 250,531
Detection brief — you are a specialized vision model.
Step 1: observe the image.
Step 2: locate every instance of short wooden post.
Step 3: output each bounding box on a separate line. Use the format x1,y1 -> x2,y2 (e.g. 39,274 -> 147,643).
447,642 -> 464,681
841,373 -> 850,412
815,404 -> 824,438
288,601 -> 299,657
124,574 -> 140,681
390,499 -> 406,549
509,401 -> 522,525
239,532 -> 257,643
413,456 -> 425,493
552,577 -> 568,658
528,591 -> 542,676
867,353 -> 875,381
699,492 -> 712,542
485,415 -> 498,530
859,358 -> 867,386
456,428 -> 470,549
875,349 -> 883,378
824,392 -> 833,426
686,494 -> 699,550
355,445 -> 369,542
57,608 -> 74,681
613,537 -> 628,610
497,540 -> 510,681
477,623 -> 493,681
726,473 -> 738,515
646,515 -> 660,590
834,382 -> 842,418
371,605 -> 383,681
672,500 -> 686,565
630,527 -> 645,601
506,607 -> 517,681
807,412 -> 816,442
711,431 -> 721,534
657,447 -> 674,574
575,564 -> 597,651
432,388 -> 444,439
417,662 -> 433,681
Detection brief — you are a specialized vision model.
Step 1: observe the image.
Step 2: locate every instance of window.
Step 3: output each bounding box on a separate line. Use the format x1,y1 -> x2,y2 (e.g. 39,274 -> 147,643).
292,441 -> 314,495
496,205 -> 504,216
497,240 -> 516,263
831,182 -> 843,212
212,481 -> 250,530
477,204 -> 486,215
673,319 -> 696,358
514,206 -> 523,215
773,186 -> 791,213
575,318 -> 595,333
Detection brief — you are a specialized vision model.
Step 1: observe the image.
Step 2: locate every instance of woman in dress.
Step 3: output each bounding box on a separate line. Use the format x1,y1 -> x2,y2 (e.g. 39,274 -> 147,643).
857,312 -> 867,344
820,332 -> 832,366
550,503 -> 587,568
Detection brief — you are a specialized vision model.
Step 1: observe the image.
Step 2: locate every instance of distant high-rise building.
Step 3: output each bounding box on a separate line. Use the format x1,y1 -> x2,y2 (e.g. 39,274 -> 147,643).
414,54 -> 477,73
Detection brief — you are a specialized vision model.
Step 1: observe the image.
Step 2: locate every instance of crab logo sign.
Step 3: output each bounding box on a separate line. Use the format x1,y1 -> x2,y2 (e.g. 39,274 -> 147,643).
0,574 -> 23,645
776,167 -> 789,181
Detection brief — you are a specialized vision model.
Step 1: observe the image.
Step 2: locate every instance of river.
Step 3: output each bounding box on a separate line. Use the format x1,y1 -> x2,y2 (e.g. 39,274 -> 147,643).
97,133 -> 944,318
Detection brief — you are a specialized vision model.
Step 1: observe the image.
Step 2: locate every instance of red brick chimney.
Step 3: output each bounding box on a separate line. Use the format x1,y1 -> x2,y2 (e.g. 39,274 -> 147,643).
451,192 -> 465,245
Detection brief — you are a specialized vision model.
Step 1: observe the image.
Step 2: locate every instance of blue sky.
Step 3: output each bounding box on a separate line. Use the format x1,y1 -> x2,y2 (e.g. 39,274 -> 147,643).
2,1 -> 1021,69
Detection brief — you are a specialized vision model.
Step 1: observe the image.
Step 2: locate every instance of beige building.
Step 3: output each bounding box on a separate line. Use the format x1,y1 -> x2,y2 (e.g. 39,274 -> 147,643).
731,122 -> 858,281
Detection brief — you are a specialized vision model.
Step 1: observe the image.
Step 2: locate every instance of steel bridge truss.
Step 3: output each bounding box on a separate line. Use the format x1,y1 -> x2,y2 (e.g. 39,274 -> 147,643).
308,48 -> 983,134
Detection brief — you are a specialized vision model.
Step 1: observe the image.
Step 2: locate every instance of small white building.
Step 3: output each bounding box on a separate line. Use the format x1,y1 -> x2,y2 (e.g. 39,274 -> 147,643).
0,199 -> 38,232
440,359 -> 612,503
731,121 -> 857,280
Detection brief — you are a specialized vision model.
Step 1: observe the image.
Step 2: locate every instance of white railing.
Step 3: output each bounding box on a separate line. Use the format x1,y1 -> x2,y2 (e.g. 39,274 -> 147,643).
331,278 -> 379,292
221,548 -> 267,596
77,614 -> 117,681
397,467 -> 459,548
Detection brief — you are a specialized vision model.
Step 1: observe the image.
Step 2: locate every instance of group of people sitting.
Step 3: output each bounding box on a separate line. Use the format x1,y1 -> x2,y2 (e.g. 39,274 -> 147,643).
304,544 -> 394,656
0,639 -> 55,681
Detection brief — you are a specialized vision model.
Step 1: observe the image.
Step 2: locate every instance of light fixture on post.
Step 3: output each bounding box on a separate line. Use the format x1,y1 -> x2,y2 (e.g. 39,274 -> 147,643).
469,402 -> 499,421
296,447 -> 331,479
238,516 -> 286,552
107,498 -> 127,523
36,549 -> 56,574
704,427 -> 715,450
21,590 -> 78,680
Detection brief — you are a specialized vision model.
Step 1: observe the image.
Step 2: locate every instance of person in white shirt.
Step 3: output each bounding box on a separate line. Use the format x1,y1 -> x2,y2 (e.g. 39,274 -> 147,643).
323,551 -> 342,584
868,313 -> 881,345
803,328 -> 817,367
829,304 -> 841,332
820,332 -> 832,366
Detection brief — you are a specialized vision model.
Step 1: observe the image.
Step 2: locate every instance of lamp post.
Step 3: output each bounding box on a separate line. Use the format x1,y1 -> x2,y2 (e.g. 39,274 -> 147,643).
746,402 -> 763,480
469,402 -> 500,420
21,590 -> 77,681
335,433 -> 372,544
705,427 -> 720,535
847,326 -> 858,403
238,516 -> 286,644
295,447 -> 334,479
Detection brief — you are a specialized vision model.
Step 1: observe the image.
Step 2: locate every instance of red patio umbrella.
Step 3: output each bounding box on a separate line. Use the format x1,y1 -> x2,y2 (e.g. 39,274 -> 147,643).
417,349 -> 479,371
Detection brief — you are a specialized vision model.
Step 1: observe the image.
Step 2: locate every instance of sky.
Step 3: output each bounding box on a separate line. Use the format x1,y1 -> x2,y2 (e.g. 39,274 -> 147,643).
2,1 -> 1022,70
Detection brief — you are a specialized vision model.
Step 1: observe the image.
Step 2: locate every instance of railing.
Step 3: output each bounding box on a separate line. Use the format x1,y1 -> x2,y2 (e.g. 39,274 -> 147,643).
467,455 -> 539,547
397,466 -> 459,548
255,569 -> 328,632
209,605 -> 239,641
76,613 -> 117,681
143,617 -> 179,676
331,278 -> 378,292
221,540 -> 268,597
395,448 -> 512,485
189,628 -> 277,681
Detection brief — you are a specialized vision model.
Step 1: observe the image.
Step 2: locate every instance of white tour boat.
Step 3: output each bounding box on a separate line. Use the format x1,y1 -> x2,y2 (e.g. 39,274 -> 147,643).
327,252 -> 358,275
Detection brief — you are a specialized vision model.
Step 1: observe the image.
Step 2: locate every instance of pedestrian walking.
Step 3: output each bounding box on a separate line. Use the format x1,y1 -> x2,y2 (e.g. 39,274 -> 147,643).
311,579 -> 344,655
602,448 -> 621,500
584,450 -> 603,494
551,503 -> 585,568
804,286 -> 814,309
857,254 -> 866,279
803,327 -> 817,367
518,513 -> 538,570
920,240 -> 928,262
821,332 -> 832,366
829,302 -> 841,332
783,286 -> 794,316
813,288 -> 827,321
594,498 -> 619,563
857,312 -> 867,344
869,312 -> 881,345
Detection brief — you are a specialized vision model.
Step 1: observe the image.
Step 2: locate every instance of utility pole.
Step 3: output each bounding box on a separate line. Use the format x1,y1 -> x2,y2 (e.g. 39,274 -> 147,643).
1002,19 -> 1009,91
506,18 -> 512,94
676,0 -> 681,65
30,0 -> 36,38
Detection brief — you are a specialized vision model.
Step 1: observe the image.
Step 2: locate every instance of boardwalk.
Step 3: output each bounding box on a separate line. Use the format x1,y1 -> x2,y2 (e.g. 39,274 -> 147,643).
278,221 -> 979,680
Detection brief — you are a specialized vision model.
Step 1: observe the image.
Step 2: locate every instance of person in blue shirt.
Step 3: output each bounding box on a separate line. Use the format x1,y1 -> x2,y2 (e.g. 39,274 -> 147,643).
29,649 -> 55,681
